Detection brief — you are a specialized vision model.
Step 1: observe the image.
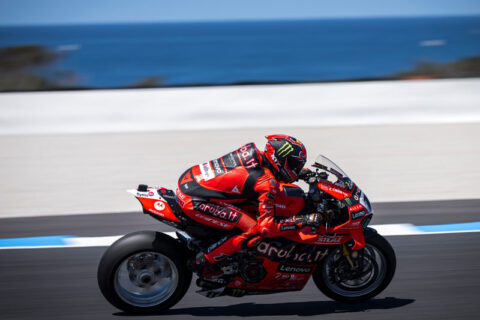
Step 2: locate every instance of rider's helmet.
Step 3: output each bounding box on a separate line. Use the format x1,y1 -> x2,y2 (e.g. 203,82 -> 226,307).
264,134 -> 307,183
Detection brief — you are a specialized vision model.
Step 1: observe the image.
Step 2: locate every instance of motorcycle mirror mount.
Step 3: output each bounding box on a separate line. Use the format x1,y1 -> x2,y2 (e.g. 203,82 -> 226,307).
318,172 -> 328,180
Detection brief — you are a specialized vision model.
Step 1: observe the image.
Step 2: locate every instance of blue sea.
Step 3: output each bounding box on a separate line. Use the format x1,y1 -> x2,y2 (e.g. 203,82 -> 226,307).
1,16 -> 480,87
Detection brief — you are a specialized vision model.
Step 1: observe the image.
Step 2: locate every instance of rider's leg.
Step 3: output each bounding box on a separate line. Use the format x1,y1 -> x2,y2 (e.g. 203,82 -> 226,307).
176,193 -> 257,263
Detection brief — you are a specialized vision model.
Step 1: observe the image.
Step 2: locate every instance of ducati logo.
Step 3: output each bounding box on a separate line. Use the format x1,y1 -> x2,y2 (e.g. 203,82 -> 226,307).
231,186 -> 240,194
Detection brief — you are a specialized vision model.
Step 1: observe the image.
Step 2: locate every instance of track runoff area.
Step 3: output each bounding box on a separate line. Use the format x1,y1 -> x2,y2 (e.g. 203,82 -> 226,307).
1,221 -> 480,250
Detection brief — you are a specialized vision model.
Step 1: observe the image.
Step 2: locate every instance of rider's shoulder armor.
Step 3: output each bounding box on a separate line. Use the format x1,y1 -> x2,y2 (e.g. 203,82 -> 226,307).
218,142 -> 262,173
178,143 -> 265,200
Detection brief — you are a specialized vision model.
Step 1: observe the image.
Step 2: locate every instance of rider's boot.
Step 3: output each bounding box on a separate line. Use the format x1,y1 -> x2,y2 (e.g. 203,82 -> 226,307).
194,232 -> 258,288
193,252 -> 226,289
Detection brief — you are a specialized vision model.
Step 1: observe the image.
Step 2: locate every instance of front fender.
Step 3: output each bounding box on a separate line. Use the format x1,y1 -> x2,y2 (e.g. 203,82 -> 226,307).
363,227 -> 378,239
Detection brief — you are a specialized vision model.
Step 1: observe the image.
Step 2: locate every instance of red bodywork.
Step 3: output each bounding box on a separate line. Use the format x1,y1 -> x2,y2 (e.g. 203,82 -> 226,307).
133,180 -> 372,293
134,188 -> 181,224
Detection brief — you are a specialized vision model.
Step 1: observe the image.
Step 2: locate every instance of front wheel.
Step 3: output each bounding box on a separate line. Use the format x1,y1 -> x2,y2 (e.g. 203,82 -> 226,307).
97,231 -> 192,313
313,230 -> 396,302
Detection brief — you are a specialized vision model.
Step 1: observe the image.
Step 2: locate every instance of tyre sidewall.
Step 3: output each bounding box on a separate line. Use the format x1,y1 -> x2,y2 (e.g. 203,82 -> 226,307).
97,231 -> 192,313
313,232 -> 396,303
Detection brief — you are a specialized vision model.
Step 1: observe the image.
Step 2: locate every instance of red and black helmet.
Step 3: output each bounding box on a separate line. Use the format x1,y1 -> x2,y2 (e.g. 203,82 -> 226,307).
264,134 -> 307,183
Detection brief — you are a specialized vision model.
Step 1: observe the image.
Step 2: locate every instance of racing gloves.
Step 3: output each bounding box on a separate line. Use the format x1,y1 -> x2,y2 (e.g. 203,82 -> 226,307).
294,213 -> 322,229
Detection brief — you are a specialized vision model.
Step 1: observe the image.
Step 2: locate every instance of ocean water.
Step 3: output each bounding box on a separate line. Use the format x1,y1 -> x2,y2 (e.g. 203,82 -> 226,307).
1,16 -> 480,87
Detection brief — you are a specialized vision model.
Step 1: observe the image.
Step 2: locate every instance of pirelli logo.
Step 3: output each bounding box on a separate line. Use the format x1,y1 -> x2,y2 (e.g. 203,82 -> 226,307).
277,142 -> 294,157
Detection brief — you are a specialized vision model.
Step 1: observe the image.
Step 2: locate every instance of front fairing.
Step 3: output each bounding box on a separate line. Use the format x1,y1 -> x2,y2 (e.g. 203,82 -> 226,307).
312,155 -> 355,197
312,155 -> 373,245
313,155 -> 372,212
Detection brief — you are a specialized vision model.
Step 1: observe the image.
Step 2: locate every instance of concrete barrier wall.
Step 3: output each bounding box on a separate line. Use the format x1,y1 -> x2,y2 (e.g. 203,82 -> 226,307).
1,78 -> 480,135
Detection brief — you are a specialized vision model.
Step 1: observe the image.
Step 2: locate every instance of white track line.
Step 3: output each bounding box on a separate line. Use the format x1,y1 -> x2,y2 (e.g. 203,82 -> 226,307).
1,226 -> 479,250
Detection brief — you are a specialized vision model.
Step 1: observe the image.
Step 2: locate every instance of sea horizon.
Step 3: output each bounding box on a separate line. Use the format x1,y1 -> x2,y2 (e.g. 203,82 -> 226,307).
2,15 -> 480,89
1,14 -> 480,27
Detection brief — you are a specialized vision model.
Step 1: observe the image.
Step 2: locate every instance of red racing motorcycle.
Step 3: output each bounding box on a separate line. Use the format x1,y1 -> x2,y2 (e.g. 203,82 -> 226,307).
97,155 -> 396,313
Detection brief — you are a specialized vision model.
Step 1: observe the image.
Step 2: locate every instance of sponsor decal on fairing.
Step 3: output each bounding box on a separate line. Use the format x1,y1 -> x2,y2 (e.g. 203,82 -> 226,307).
280,225 -> 297,231
348,203 -> 363,213
351,210 -> 366,220
154,201 -> 166,211
277,264 -> 313,274
255,240 -> 328,263
321,184 -> 349,198
314,235 -> 347,245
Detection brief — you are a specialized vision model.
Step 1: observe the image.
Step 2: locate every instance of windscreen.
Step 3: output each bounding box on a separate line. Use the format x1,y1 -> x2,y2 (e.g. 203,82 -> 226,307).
313,155 -> 354,191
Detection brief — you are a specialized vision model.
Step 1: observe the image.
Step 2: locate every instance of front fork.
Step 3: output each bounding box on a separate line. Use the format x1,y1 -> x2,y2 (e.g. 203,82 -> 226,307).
342,244 -> 355,268
342,243 -> 363,270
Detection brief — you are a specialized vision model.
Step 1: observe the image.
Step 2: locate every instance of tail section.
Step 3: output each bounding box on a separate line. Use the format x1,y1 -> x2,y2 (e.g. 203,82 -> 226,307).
128,184 -> 183,227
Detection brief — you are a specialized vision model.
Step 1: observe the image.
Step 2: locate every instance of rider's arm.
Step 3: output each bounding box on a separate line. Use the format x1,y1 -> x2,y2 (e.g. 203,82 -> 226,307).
257,214 -> 320,238
253,173 -> 305,237
253,173 -> 321,237
253,171 -> 277,218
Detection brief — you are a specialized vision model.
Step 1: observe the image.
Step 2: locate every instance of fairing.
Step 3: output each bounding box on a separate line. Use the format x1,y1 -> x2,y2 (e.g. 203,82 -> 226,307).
312,154 -> 374,249
128,152 -> 374,295
313,154 -> 354,192
128,187 -> 181,225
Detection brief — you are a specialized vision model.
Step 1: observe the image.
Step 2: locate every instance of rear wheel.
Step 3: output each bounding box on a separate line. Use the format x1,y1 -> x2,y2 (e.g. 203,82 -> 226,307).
97,231 -> 192,313
313,231 -> 396,302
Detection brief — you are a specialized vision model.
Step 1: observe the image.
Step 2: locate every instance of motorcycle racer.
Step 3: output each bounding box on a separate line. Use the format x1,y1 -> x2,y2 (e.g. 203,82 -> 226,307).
99,144 -> 396,312
176,135 -> 321,276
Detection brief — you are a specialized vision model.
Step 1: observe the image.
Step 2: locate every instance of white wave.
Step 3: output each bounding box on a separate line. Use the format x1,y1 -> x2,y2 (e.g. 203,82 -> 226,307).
419,39 -> 446,47
56,44 -> 81,51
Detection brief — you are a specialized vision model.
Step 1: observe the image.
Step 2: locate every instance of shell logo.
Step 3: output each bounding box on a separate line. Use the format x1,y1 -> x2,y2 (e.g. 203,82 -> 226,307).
154,201 -> 166,211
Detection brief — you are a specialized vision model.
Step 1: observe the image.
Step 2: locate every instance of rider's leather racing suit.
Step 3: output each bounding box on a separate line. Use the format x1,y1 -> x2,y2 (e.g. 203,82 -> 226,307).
176,142 -> 304,263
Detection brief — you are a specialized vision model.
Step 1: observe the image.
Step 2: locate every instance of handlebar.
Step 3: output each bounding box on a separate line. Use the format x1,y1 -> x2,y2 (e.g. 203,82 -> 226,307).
298,168 -> 316,182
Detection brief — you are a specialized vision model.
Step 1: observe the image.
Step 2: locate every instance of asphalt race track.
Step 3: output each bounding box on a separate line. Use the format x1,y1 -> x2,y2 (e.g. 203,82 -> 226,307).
1,199 -> 479,320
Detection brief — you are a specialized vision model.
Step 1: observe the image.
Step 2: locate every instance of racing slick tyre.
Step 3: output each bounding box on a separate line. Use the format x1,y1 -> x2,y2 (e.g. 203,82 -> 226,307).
97,231 -> 192,313
313,228 -> 396,303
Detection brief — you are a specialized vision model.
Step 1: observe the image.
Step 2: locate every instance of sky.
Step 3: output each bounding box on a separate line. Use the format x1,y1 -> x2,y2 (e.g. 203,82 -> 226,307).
0,0 -> 480,25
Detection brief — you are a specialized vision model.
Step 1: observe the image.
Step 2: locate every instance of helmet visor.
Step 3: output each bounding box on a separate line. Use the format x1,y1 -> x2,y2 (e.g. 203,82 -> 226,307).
284,157 -> 306,181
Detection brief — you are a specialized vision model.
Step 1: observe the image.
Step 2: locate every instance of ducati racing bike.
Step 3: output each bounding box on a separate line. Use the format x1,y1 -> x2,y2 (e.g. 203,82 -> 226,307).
97,155 -> 396,313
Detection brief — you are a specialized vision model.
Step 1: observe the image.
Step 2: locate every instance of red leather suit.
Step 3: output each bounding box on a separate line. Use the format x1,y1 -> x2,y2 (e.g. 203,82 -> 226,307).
176,142 -> 302,263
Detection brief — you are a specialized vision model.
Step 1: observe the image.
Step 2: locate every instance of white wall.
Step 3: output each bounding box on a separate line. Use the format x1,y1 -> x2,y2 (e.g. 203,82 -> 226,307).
1,79 -> 479,217
1,78 -> 479,135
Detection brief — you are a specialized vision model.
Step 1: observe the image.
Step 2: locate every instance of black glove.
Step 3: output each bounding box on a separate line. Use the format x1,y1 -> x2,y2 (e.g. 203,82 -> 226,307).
294,213 -> 322,229
298,168 -> 314,181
